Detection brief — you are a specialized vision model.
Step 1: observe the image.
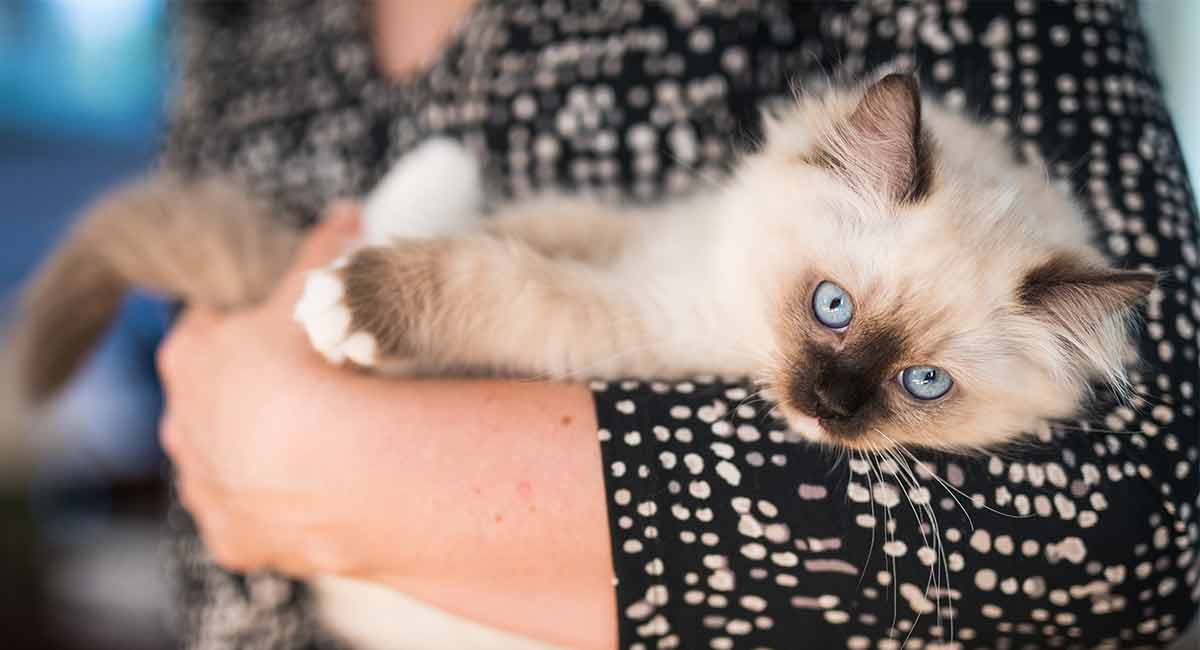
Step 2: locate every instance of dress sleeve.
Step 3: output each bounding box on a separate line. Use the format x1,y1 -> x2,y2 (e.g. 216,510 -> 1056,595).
594,2 -> 1200,649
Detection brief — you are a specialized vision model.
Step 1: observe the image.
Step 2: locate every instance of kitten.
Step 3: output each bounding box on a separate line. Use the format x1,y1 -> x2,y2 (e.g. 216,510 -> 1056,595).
8,70 -> 1154,648
295,71 -> 1155,452
13,70 -> 1153,453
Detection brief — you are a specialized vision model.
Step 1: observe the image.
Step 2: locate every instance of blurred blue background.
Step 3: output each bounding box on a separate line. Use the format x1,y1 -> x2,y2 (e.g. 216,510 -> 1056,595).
0,2 -> 1197,649
1,0 -> 168,287
0,0 -> 170,468
1,2 -> 173,648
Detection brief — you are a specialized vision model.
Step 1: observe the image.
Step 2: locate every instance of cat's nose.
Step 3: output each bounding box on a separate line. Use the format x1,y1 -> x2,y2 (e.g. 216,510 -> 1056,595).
813,379 -> 870,420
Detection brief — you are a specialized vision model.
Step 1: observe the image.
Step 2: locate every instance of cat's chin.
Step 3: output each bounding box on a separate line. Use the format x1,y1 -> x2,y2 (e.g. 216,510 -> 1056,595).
781,407 -> 881,451
780,410 -> 829,444
768,389 -> 869,449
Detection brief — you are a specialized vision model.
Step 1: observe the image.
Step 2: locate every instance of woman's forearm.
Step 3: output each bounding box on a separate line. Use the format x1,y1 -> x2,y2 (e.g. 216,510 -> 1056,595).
314,376 -> 615,648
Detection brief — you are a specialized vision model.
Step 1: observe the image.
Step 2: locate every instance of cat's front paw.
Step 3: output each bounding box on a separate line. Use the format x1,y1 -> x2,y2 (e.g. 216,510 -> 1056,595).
293,263 -> 382,367
293,244 -> 443,369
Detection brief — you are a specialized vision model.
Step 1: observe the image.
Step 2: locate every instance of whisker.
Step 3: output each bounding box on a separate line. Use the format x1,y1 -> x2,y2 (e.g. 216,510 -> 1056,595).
855,449 -> 879,590
885,443 -> 957,645
880,448 -> 931,649
877,431 -> 983,527
867,448 -> 899,637
1052,422 -> 1146,436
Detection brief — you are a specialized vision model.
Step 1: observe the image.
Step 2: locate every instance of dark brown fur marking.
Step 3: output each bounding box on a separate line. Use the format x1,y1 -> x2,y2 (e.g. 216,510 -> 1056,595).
341,241 -> 450,358
785,324 -> 910,441
806,73 -> 935,206
1018,252 -> 1157,316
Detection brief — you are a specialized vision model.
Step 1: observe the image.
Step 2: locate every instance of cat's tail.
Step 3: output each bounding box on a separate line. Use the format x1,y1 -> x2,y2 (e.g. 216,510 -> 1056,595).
7,175 -> 299,403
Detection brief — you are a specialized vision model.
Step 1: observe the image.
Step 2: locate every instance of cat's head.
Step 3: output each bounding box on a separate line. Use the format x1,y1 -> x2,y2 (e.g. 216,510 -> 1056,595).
736,71 -> 1156,451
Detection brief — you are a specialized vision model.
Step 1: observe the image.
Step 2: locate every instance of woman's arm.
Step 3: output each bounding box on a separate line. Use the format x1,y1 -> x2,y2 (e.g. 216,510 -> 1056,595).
160,209 -> 616,649
322,379 -> 615,648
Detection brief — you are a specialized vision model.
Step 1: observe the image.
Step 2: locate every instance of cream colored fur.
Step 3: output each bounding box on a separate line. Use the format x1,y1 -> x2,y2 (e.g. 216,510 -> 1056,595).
300,72 -> 1151,454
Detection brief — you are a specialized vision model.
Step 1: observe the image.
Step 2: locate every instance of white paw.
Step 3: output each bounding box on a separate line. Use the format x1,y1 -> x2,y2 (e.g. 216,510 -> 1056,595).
293,268 -> 379,367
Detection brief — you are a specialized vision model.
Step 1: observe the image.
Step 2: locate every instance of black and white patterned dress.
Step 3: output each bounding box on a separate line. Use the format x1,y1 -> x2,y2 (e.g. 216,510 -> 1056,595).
164,1 -> 1200,648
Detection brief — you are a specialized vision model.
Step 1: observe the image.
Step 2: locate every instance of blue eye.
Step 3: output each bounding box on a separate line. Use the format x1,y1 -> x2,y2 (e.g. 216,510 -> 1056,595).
900,366 -> 953,401
812,281 -> 854,329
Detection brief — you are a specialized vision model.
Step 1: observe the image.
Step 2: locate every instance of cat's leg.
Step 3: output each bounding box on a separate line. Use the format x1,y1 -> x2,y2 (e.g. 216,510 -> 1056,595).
293,235 -> 669,379
482,198 -> 637,265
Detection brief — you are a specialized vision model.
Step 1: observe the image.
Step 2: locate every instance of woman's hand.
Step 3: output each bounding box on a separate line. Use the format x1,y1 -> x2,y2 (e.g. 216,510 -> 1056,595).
157,202 -> 616,647
158,202 -> 367,575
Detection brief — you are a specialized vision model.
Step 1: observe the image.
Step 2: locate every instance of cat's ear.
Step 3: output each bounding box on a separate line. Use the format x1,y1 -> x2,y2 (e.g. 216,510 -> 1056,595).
1018,253 -> 1157,329
823,73 -> 934,204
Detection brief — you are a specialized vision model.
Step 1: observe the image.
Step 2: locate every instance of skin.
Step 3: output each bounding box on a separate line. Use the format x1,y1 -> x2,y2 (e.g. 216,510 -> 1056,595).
160,205 -> 616,648
372,0 -> 477,80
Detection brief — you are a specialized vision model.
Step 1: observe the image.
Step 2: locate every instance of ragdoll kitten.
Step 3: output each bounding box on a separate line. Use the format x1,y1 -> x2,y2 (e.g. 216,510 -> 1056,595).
292,72 -> 1155,452
10,69 -> 1154,650
14,71 -> 1153,455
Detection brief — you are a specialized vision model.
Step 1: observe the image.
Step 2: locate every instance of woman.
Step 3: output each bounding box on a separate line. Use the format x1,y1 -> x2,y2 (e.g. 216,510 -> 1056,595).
159,1 -> 1200,648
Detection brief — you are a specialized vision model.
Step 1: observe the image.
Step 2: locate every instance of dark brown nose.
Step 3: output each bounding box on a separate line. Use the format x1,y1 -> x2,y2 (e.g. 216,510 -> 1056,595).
812,373 -> 873,420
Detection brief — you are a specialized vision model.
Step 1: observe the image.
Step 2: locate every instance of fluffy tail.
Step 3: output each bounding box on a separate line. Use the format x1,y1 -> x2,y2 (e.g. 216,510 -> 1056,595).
9,175 -> 299,403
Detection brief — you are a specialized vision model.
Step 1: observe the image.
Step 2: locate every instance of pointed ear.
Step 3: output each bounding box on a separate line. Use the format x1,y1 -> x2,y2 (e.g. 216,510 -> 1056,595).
1018,253 -> 1157,325
819,73 -> 934,204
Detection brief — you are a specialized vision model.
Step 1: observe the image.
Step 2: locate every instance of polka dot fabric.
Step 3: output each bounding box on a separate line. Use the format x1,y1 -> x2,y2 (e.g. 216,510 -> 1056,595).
163,1 -> 1199,648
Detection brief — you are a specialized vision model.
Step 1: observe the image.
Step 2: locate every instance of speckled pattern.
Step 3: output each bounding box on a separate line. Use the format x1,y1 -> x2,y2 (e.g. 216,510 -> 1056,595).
164,1 -> 1199,648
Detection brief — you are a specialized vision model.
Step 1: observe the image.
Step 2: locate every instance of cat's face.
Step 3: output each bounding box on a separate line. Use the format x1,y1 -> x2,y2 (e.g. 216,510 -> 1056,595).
742,72 -> 1155,451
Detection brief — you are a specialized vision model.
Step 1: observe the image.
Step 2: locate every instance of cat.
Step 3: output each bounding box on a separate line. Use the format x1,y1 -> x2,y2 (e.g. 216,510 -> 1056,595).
290,70 -> 1155,453
9,70 -> 1155,648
